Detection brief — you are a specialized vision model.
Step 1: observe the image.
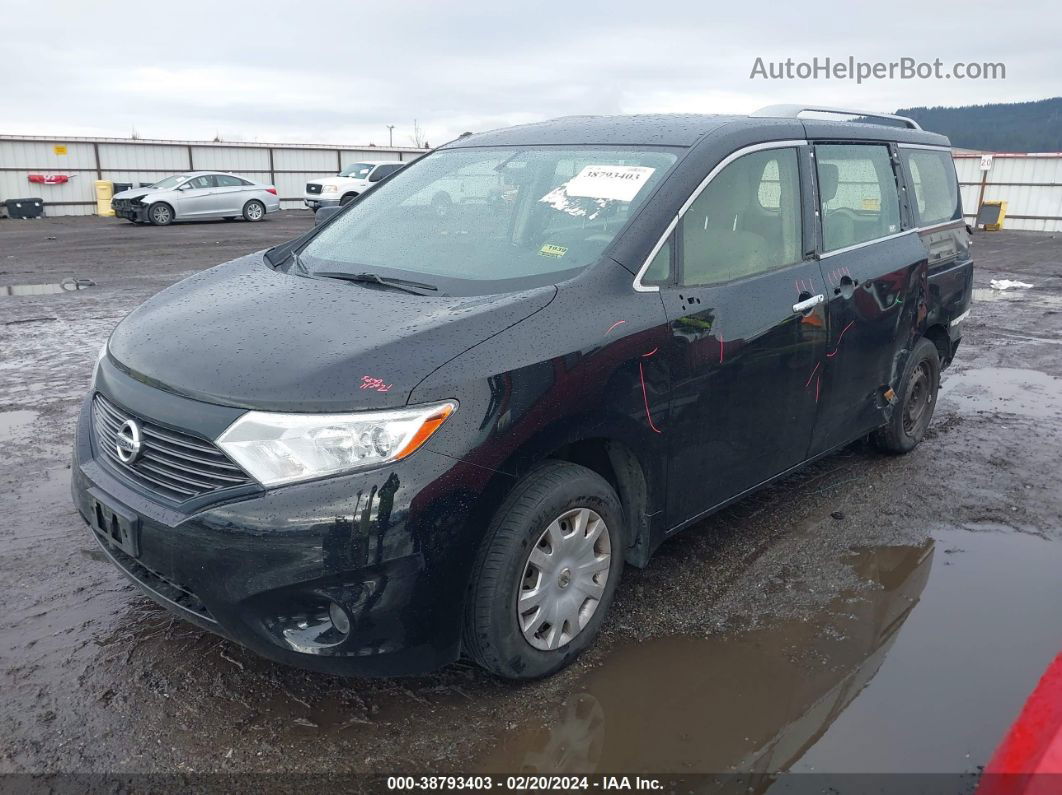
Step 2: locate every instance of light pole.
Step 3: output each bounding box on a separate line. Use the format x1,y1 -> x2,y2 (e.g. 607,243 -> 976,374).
387,125 -> 395,148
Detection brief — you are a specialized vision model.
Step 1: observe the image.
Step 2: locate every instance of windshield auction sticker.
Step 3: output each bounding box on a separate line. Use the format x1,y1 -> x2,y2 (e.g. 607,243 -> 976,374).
564,165 -> 656,202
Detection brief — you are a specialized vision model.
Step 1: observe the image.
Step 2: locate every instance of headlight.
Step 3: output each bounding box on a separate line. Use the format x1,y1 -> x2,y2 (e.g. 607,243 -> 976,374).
321,185 -> 338,194
216,401 -> 456,487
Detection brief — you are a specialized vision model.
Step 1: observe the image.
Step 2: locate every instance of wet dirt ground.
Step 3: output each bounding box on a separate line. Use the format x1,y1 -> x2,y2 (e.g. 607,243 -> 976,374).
1,215 -> 1061,781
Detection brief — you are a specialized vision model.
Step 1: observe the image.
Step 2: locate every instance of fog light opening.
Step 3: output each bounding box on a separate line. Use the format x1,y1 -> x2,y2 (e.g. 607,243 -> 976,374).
329,601 -> 351,635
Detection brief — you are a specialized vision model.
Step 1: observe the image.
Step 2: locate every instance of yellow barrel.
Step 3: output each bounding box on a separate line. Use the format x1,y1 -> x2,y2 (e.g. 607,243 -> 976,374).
95,180 -> 115,217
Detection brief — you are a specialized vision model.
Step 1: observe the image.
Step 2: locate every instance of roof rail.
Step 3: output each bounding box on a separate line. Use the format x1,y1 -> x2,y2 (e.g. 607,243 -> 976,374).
750,104 -> 922,130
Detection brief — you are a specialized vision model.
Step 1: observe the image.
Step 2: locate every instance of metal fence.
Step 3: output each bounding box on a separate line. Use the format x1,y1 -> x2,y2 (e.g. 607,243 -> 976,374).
0,134 -> 429,215
6,133 -> 1062,231
954,152 -> 1062,232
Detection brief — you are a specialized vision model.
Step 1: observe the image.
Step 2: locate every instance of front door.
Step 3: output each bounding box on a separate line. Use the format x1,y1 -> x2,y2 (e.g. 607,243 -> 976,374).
658,144 -> 828,525
175,174 -> 220,218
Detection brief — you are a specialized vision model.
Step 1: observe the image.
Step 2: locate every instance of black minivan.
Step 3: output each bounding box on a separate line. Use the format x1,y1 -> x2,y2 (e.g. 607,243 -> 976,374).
73,106 -> 972,679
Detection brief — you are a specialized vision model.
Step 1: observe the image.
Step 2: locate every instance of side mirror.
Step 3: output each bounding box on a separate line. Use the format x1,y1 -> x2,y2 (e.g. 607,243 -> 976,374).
315,205 -> 343,226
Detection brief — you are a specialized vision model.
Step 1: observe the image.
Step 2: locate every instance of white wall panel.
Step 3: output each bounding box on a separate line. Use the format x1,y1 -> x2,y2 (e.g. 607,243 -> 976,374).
190,145 -> 270,173
272,148 -> 338,173
97,143 -> 190,172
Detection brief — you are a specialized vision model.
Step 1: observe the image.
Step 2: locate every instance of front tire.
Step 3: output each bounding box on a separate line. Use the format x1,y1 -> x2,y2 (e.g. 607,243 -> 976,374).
340,193 -> 358,206
872,336 -> 941,453
242,200 -> 265,222
147,202 -> 173,226
464,462 -> 624,680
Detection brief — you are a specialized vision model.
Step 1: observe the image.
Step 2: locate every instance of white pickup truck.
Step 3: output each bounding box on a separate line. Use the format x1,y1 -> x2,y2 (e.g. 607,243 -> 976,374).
303,161 -> 406,209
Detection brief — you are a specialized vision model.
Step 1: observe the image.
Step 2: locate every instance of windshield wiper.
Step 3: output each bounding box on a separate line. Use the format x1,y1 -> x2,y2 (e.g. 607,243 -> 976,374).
289,249 -> 309,274
314,271 -> 439,295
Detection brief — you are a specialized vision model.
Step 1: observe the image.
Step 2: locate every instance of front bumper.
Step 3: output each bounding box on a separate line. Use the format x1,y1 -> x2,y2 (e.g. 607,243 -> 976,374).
304,196 -> 340,210
112,201 -> 148,222
71,376 -> 490,676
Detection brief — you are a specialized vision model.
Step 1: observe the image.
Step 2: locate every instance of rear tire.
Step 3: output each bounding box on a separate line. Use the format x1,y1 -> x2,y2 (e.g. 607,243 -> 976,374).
242,200 -> 265,222
463,461 -> 624,680
872,336 -> 940,454
147,202 -> 173,226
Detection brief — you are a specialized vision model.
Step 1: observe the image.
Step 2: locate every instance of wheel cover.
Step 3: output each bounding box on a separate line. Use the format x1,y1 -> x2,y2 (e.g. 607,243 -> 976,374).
247,202 -> 263,219
152,205 -> 169,223
903,361 -> 934,435
518,507 -> 611,651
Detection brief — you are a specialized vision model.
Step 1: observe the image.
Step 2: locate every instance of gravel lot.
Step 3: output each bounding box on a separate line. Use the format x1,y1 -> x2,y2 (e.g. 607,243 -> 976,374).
1,213 -> 1060,779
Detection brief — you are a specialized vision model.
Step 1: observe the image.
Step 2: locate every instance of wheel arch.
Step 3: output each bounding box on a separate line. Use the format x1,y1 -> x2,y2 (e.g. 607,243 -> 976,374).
469,428 -> 658,569
923,323 -> 952,370
148,200 -> 175,220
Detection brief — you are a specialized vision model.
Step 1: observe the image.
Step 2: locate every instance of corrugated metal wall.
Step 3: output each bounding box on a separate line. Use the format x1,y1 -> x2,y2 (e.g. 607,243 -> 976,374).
6,134 -> 1061,230
0,135 -> 428,216
954,153 -> 1062,232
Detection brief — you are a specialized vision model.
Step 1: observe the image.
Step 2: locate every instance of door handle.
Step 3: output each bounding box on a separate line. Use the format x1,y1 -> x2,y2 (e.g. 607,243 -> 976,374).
793,294 -> 825,314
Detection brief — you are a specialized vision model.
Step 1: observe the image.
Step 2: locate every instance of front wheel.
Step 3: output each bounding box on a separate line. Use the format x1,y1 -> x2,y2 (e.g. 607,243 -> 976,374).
872,336 -> 941,453
464,461 -> 624,680
242,200 -> 265,222
147,202 -> 173,226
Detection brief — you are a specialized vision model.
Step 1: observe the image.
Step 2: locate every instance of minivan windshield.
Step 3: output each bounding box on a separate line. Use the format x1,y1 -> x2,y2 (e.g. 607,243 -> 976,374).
151,174 -> 189,189
300,146 -> 679,294
339,163 -> 375,178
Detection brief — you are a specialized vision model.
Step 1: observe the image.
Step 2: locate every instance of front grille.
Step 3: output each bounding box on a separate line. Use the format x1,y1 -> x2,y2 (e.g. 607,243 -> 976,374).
306,182 -> 322,194
92,393 -> 253,502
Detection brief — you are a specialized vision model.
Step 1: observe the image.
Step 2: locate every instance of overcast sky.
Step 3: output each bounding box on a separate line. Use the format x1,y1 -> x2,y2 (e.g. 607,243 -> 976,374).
2,0 -> 1058,147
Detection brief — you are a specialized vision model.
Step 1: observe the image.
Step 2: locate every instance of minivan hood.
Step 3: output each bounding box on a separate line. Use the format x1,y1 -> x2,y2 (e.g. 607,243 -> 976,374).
107,254 -> 556,411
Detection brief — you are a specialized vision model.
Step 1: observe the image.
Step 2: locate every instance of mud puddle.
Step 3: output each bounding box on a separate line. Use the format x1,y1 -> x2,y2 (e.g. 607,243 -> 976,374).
474,527 -> 1062,775
940,367 -> 1062,418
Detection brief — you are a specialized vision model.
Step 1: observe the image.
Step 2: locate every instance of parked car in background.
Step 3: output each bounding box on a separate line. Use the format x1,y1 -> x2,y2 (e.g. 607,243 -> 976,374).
111,172 -> 280,226
75,107 -> 971,680
303,161 -> 405,209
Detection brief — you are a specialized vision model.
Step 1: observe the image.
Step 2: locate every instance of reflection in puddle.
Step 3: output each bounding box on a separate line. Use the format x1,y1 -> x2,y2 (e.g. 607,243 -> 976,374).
0,409 -> 39,441
941,367 -> 1062,418
1,279 -> 94,296
480,543 -> 934,776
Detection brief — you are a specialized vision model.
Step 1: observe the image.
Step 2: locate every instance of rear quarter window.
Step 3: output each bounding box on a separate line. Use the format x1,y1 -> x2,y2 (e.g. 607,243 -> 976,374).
901,148 -> 962,226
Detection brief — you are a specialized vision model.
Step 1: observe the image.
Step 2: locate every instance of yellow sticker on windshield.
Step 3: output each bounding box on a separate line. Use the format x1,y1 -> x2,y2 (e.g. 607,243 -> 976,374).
539,244 -> 568,258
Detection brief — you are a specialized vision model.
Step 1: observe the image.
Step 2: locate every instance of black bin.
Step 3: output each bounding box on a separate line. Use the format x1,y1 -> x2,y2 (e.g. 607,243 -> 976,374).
4,198 -> 45,219
112,182 -> 133,194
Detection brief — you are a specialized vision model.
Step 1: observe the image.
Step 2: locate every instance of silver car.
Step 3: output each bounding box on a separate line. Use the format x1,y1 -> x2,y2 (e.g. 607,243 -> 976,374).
111,171 -> 282,226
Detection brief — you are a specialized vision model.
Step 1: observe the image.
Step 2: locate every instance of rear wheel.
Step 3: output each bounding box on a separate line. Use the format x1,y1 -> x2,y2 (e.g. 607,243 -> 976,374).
147,202 -> 173,226
464,462 -> 624,680
242,200 -> 265,222
872,336 -> 940,453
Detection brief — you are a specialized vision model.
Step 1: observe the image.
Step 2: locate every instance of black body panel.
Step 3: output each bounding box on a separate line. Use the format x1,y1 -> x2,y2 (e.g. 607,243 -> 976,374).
72,110 -> 971,676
